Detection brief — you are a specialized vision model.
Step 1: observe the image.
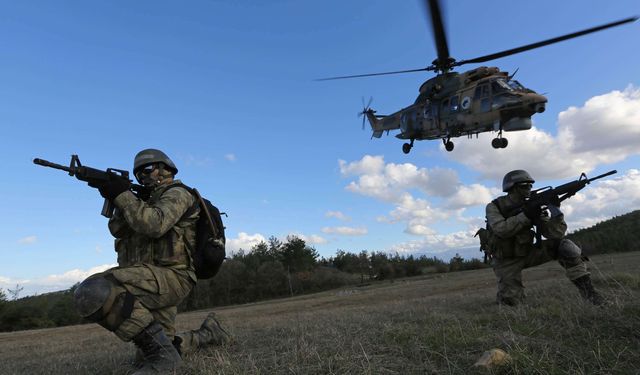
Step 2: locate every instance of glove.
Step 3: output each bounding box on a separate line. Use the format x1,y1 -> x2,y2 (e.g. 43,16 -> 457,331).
548,195 -> 561,207
547,205 -> 563,218
89,175 -> 131,200
523,203 -> 542,220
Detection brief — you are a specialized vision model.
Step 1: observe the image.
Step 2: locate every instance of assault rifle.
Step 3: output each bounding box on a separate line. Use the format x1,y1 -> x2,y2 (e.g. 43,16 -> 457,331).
34,155 -> 150,218
526,169 -> 617,246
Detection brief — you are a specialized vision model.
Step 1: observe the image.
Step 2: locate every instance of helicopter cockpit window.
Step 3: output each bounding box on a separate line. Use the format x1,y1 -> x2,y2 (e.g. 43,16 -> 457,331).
492,79 -> 513,93
450,96 -> 459,112
507,80 -> 525,91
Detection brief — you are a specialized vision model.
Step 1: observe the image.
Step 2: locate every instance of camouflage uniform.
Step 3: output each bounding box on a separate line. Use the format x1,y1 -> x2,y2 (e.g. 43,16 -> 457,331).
486,194 -> 589,305
76,180 -> 198,341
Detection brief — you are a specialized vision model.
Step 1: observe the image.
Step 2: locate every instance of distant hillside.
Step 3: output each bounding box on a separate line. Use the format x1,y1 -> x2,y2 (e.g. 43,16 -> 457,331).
567,210 -> 640,255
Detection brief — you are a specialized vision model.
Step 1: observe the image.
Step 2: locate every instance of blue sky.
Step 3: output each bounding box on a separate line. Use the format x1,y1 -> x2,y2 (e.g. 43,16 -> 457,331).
1,0 -> 638,296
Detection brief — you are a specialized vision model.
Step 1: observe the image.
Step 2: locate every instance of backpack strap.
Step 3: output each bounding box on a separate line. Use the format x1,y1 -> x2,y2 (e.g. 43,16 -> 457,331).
167,182 -> 219,239
192,188 -> 220,239
492,196 -> 523,218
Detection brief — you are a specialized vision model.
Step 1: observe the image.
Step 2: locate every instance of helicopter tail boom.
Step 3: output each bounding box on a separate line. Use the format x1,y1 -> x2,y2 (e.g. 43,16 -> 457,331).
365,110 -> 399,138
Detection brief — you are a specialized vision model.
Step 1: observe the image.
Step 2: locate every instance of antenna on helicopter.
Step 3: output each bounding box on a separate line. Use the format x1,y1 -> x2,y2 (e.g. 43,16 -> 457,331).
508,68 -> 519,80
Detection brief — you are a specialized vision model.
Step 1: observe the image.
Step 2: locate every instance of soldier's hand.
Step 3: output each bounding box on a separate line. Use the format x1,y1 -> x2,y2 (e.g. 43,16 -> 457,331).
90,175 -> 131,200
547,205 -> 563,218
523,203 -> 542,220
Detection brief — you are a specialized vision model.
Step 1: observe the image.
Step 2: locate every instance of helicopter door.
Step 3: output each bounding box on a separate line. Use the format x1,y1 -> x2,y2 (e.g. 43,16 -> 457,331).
431,101 -> 440,131
440,98 -> 451,130
474,83 -> 490,113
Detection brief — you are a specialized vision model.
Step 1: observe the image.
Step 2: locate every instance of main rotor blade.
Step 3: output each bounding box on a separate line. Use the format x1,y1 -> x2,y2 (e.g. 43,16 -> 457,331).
454,16 -> 638,67
316,67 -> 431,81
426,0 -> 451,67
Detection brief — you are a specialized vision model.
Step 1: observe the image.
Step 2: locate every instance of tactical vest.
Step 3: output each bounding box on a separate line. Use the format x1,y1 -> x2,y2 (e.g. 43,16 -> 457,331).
489,195 -> 535,258
114,181 -> 199,271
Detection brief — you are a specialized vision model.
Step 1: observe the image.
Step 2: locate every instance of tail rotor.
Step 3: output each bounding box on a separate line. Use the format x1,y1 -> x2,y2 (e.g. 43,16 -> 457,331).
358,96 -> 374,130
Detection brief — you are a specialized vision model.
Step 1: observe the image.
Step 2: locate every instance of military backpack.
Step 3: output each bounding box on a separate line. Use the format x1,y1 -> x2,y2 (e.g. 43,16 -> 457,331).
173,184 -> 227,279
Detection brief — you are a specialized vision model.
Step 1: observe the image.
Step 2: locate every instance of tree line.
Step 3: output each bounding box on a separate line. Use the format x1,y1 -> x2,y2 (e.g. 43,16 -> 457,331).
0,237 -> 484,332
1,209 -> 637,332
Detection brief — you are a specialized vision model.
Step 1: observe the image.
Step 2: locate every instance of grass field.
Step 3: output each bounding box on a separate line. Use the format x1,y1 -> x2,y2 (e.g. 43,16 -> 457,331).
1,251 -> 639,374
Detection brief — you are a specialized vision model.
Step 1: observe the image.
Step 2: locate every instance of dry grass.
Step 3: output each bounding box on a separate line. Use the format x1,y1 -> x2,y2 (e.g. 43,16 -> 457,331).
1,251 -> 639,374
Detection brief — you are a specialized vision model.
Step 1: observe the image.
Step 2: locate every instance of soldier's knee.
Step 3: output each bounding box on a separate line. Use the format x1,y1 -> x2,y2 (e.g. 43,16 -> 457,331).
558,239 -> 582,258
74,276 -> 116,318
74,276 -> 138,332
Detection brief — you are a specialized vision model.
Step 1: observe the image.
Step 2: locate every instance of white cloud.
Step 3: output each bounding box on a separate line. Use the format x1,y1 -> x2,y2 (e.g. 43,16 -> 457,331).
446,86 -> 640,181
18,236 -> 37,245
340,155 -> 460,202
404,224 -> 437,236
226,232 -> 267,253
339,155 -> 491,236
445,184 -> 498,209
389,229 -> 479,255
386,194 -> 450,225
289,233 -> 328,245
339,155 -> 384,176
325,210 -> 351,221
562,169 -> 640,230
321,226 -> 368,236
224,153 -> 237,162
558,86 -> 640,154
0,263 -> 117,297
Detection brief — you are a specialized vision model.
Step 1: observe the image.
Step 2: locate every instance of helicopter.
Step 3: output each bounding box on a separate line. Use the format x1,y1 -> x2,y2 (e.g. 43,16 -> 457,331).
319,0 -> 637,154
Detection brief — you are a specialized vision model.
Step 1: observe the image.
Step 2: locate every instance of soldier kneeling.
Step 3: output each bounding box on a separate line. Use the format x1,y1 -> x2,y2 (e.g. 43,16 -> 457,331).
73,149 -> 230,374
484,170 -> 604,306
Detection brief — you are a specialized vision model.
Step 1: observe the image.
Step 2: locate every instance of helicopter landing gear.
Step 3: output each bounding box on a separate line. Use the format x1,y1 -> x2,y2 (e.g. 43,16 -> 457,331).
443,137 -> 454,152
402,139 -> 415,154
491,132 -> 508,149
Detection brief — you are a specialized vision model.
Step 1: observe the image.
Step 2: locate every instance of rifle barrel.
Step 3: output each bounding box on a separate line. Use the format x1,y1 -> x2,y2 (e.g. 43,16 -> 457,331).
589,170 -> 617,182
33,158 -> 72,173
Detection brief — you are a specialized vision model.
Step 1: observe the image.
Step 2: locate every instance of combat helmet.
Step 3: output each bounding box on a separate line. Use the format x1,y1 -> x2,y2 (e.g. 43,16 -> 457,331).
134,149 -> 178,175
502,170 -> 534,192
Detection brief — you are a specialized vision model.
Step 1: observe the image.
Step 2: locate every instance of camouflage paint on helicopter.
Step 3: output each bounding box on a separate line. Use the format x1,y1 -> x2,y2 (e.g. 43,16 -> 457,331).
364,66 -> 547,153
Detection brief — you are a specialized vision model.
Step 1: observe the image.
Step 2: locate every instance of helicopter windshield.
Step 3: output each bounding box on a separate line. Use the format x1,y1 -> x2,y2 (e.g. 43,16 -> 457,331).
507,80 -> 526,91
492,79 -> 514,93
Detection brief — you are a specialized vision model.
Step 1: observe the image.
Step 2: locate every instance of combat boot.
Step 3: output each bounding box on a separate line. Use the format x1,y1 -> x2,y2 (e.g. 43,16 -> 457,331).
176,312 -> 231,355
572,275 -> 605,306
132,322 -> 183,374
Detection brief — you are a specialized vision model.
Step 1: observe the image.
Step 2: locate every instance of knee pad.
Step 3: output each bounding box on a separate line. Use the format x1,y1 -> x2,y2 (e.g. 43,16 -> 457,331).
74,276 -> 117,318
558,239 -> 582,258
74,276 -> 137,333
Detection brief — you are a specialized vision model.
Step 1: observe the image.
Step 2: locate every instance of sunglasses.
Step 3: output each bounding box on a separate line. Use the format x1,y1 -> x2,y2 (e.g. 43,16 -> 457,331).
138,164 -> 158,176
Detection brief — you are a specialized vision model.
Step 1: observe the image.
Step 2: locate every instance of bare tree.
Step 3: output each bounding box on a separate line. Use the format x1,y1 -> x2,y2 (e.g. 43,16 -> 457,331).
8,284 -> 24,301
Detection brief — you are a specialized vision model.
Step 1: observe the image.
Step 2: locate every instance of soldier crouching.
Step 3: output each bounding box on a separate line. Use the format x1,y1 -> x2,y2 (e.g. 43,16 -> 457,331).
485,170 -> 604,306
73,149 -> 229,374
